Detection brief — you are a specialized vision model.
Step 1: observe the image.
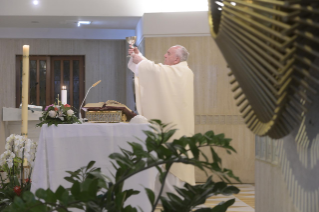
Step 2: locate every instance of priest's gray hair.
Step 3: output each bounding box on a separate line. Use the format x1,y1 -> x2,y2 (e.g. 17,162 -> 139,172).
175,45 -> 189,62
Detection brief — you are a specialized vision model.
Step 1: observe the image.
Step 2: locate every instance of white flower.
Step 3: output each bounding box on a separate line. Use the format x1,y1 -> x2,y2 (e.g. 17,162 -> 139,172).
2,135 -> 38,170
0,154 -> 5,166
67,109 -> 74,116
6,134 -> 14,143
10,152 -> 15,158
6,158 -> 13,168
5,143 -> 11,151
14,139 -> 21,147
25,140 -> 31,153
15,135 -> 23,141
48,110 -> 57,118
58,111 -> 64,117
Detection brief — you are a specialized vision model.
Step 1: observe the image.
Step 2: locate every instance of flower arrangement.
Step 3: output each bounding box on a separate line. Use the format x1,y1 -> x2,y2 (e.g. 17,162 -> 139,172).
1,135 -> 37,172
36,103 -> 81,127
0,134 -> 37,209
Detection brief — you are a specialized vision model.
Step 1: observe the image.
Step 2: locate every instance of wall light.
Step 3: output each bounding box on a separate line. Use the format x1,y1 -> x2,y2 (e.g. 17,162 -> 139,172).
33,0 -> 39,5
215,1 -> 224,7
77,21 -> 91,27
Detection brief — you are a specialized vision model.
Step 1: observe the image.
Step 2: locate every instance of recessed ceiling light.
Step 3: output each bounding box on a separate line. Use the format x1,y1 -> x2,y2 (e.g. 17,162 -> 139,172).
77,21 -> 91,27
33,0 -> 39,5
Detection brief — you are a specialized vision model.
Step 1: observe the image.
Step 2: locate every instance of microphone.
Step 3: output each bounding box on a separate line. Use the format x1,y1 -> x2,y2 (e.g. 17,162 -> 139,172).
78,80 -> 101,122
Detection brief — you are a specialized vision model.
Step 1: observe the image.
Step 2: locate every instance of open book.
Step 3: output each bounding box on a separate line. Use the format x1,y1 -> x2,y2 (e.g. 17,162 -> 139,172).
83,100 -> 136,121
84,100 -> 130,110
83,102 -> 105,108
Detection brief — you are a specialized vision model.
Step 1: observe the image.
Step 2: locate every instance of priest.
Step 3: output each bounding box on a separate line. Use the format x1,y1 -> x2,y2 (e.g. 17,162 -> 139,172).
127,45 -> 195,196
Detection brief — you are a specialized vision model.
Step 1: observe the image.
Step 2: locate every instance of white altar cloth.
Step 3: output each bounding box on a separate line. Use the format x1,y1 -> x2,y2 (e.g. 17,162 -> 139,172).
31,122 -> 157,211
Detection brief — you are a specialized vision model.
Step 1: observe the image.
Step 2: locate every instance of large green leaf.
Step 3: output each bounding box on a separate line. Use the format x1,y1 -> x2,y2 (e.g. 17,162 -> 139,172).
44,189 -> 57,203
221,186 -> 240,196
35,189 -> 47,200
21,191 -> 34,203
55,186 -> 67,200
144,188 -> 155,206
210,199 -> 235,212
194,208 -> 213,212
123,189 -> 140,202
71,181 -> 81,199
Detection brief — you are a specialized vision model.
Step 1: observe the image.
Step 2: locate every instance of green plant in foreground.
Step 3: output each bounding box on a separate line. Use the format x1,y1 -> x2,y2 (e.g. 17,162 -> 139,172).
4,120 -> 240,212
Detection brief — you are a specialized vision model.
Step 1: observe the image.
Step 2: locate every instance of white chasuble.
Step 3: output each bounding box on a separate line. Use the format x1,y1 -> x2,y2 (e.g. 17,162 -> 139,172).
128,57 -> 195,185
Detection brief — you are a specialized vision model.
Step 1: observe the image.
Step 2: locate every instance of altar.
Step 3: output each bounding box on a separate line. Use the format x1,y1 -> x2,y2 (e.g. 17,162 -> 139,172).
2,107 -> 42,142
31,122 -> 157,211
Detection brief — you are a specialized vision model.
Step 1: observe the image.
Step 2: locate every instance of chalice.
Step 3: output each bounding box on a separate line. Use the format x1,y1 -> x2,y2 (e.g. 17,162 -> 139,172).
126,36 -> 137,57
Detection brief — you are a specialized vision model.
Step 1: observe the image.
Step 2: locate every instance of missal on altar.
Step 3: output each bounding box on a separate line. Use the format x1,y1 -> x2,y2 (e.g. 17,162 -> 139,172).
83,102 -> 105,109
83,100 -> 137,121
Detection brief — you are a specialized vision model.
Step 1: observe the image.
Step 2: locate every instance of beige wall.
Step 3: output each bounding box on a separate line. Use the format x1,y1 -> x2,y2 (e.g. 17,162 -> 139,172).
143,36 -> 255,183
0,39 -> 128,152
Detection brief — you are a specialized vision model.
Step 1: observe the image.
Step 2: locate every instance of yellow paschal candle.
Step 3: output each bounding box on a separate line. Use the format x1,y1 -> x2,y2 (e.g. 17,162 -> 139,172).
21,45 -> 29,136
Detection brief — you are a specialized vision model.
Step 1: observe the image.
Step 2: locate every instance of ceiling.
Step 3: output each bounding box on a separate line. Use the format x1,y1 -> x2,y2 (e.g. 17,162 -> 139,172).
0,16 -> 141,29
0,0 -> 208,30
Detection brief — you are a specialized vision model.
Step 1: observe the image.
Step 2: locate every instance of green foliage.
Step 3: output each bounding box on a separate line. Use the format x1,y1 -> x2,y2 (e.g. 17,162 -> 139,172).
160,177 -> 239,212
4,119 -> 240,212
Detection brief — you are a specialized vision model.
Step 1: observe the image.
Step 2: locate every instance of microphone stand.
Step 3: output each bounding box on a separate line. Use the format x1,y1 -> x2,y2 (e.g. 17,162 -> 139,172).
78,80 -> 101,122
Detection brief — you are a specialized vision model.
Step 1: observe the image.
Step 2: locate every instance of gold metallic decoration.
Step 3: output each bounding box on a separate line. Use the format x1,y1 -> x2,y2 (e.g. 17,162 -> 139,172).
86,111 -> 122,123
121,114 -> 127,122
209,0 -> 319,138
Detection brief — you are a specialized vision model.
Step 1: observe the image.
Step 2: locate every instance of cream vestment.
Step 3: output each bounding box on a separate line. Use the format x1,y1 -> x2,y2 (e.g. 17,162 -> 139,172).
128,56 -> 195,185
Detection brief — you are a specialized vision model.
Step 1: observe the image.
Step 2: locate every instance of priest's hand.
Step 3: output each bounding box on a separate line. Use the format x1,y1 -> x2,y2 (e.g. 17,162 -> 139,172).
132,54 -> 143,64
128,45 -> 140,55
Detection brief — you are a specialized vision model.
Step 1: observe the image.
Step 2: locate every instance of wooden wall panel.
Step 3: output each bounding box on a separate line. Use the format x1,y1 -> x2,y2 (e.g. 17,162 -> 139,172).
73,40 -> 87,55
144,36 -> 255,183
144,36 -> 242,115
195,123 -> 255,183
0,38 -> 128,153
33,40 -> 50,55
0,39 -> 16,155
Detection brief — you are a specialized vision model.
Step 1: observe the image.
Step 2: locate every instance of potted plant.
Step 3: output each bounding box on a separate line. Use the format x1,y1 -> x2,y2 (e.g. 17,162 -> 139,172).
0,134 -> 37,210
4,120 -> 240,212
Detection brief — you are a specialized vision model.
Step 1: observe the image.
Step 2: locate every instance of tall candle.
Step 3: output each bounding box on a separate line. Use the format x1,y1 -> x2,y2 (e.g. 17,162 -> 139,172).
21,45 -> 29,136
61,86 -> 67,105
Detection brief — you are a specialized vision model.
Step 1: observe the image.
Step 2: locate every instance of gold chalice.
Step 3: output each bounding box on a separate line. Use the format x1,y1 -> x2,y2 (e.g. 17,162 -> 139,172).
126,36 -> 137,57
